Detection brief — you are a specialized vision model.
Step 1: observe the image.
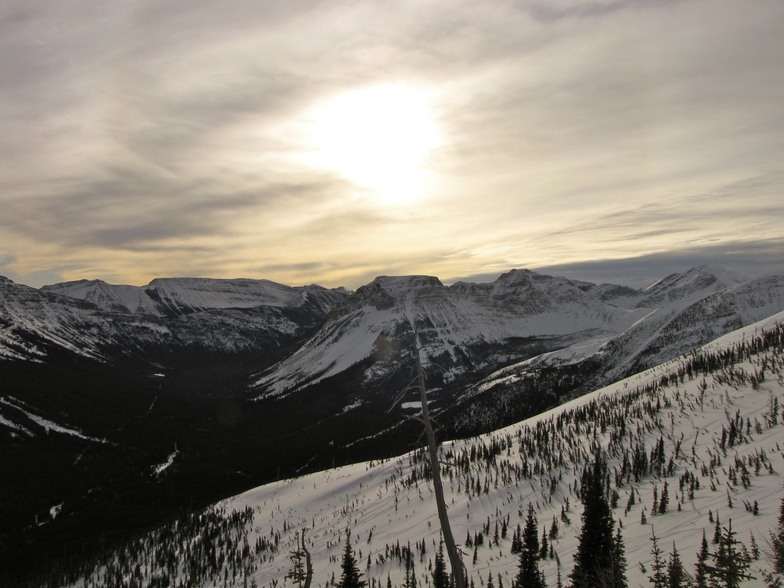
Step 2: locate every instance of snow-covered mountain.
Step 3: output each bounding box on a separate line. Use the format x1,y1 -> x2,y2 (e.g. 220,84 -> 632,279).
251,267 -> 784,408
4,265 -> 784,585
63,311 -> 784,588
2,276 -> 350,361
251,270 -> 644,398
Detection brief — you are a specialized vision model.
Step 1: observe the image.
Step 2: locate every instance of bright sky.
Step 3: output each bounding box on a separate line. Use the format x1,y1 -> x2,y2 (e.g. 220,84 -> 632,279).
1,0 -> 783,289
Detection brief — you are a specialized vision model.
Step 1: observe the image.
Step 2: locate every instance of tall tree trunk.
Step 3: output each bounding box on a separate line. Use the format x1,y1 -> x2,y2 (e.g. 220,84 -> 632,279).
411,330 -> 466,588
302,529 -> 313,588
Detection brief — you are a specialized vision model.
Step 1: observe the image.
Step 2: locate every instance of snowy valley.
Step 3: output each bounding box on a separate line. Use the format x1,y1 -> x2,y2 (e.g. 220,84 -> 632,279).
3,266 -> 784,586
60,312 -> 784,587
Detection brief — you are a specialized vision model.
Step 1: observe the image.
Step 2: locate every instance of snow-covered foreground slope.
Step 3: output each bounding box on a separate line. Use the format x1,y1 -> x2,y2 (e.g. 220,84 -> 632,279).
70,311 -> 784,588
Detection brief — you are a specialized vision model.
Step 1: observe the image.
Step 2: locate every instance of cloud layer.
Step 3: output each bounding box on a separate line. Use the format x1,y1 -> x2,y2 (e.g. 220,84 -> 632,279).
1,0 -> 783,288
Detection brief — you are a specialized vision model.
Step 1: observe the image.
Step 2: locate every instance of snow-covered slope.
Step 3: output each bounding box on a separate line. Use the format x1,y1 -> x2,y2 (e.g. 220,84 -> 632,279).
252,267 -> 784,403
70,311 -> 784,588
1,276 -> 113,362
252,271 -> 648,397
41,279 -> 161,315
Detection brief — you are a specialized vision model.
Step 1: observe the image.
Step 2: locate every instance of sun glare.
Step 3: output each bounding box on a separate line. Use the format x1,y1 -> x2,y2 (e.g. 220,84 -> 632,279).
302,84 -> 443,204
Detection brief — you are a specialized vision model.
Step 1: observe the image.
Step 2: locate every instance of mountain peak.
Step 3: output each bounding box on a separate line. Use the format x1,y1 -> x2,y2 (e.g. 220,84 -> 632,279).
642,265 -> 747,299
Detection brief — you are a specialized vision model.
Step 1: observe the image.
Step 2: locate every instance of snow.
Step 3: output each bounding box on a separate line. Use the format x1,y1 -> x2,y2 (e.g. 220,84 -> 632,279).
0,396 -> 106,443
152,446 -> 179,477
0,410 -> 32,435
235,312 -> 784,587
70,310 -> 784,587
1,274 -> 349,361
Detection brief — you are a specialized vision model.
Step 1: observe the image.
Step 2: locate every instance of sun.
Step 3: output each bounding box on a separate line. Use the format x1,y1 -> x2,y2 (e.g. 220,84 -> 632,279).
301,84 -> 443,204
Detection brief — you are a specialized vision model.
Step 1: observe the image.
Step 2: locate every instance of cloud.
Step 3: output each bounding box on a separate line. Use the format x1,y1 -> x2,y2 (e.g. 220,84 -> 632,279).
533,238 -> 784,288
1,0 -> 783,289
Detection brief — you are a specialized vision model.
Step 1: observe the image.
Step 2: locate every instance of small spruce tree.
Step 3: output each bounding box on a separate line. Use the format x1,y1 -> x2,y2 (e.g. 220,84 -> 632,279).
705,520 -> 754,588
694,530 -> 709,588
648,530 -> 667,588
516,504 -> 546,588
772,496 -> 784,575
433,542 -> 450,588
338,530 -> 366,588
569,453 -> 624,588
666,543 -> 687,588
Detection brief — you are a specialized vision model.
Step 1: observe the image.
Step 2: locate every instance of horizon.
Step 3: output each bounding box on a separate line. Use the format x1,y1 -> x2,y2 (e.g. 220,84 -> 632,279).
5,258 -> 781,292
2,1 -> 783,289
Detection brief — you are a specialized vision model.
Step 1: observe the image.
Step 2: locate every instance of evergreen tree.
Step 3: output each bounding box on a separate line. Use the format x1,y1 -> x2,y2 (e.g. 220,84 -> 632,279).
516,504 -> 546,588
511,524 -> 522,554
523,505 -> 540,558
772,496 -> 784,575
694,531 -> 709,588
540,530 -> 549,561
705,520 -> 754,588
338,531 -> 366,588
610,527 -> 628,588
648,531 -> 667,588
666,544 -> 686,588
659,482 -> 669,515
433,542 -> 450,588
569,453 -> 622,588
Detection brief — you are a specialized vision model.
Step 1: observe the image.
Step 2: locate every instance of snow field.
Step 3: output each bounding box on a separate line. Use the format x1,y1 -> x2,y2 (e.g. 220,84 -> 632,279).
222,312 -> 784,588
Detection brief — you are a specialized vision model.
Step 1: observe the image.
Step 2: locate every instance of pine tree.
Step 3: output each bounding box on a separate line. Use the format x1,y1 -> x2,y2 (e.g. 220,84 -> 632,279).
658,482 -> 669,515
611,527 -> 628,588
569,453 -> 623,588
666,544 -> 686,588
433,542 -> 450,588
338,530 -> 366,588
772,496 -> 784,575
648,531 -> 667,588
705,520 -> 754,588
694,530 -> 709,588
516,504 -> 546,588
540,530 -> 549,561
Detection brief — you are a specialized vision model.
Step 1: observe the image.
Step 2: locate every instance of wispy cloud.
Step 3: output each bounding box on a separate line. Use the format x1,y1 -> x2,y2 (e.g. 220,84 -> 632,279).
1,0 -> 782,288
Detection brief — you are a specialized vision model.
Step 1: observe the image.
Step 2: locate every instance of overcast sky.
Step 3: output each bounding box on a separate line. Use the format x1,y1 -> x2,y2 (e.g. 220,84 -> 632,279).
1,0 -> 783,290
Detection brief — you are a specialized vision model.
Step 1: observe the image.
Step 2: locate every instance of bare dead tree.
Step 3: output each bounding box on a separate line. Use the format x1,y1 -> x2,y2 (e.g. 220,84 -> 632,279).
409,327 -> 466,588
287,529 -> 313,588
301,528 -> 313,588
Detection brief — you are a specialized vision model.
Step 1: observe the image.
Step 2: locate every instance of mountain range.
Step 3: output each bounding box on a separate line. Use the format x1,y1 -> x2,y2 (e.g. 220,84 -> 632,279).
44,309 -> 784,587
2,265 -> 784,583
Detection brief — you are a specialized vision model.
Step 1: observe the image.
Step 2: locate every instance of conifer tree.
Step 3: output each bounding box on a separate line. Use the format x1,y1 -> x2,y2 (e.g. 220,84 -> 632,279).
339,530 -> 366,588
666,544 -> 686,588
433,542 -> 450,588
705,520 -> 754,588
540,530 -> 549,561
648,530 -> 667,588
569,453 -> 624,588
694,530 -> 709,588
772,496 -> 784,575
611,528 -> 628,588
659,482 -> 669,515
516,504 -> 545,588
